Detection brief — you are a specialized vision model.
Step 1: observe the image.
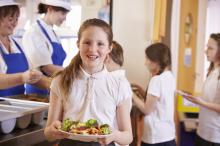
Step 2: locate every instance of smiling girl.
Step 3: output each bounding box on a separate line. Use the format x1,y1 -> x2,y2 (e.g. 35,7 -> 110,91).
44,18 -> 133,146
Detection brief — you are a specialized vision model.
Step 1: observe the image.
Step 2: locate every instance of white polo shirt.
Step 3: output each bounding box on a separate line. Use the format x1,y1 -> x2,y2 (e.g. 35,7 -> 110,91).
109,69 -> 133,129
197,67 -> 220,143
0,37 -> 30,73
109,69 -> 132,106
142,71 -> 176,144
50,67 -> 132,128
22,19 -> 61,69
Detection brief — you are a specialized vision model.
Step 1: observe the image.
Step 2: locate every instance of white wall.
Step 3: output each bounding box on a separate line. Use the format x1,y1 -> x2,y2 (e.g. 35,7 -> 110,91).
112,0 -> 154,88
80,0 -> 106,22
171,0 -> 180,81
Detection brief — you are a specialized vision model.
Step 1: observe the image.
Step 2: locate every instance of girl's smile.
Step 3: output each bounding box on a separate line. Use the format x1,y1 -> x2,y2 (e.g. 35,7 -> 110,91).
78,26 -> 111,74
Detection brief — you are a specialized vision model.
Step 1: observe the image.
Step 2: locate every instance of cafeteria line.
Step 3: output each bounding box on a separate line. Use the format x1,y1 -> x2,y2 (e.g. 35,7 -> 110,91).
0,0 -> 220,146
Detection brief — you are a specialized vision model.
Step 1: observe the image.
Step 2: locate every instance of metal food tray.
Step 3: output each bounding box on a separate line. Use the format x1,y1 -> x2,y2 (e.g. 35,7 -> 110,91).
7,94 -> 49,103
0,97 -> 48,123
0,109 -> 20,122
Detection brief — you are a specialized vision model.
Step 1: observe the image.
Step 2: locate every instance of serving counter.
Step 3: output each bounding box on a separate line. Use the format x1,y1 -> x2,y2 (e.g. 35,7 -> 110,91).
0,120 -> 55,146
0,95 -> 51,146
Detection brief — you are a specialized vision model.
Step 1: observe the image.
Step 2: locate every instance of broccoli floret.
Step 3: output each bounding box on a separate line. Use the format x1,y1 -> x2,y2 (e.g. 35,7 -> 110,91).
61,119 -> 74,132
100,124 -> 109,128
100,124 -> 110,135
86,119 -> 98,128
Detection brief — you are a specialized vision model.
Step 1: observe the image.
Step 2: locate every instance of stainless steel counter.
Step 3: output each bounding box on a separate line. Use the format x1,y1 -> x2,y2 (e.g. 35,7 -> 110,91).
0,120 -> 54,146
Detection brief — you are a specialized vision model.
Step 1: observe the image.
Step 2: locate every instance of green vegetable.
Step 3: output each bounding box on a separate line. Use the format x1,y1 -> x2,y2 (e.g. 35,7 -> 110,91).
100,124 -> 109,128
76,122 -> 87,128
86,119 -> 98,128
100,124 -> 110,134
61,119 -> 74,132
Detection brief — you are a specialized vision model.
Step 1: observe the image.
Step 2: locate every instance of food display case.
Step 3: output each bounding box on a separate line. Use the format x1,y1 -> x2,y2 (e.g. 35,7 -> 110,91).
0,96 -> 51,146
0,97 -> 49,133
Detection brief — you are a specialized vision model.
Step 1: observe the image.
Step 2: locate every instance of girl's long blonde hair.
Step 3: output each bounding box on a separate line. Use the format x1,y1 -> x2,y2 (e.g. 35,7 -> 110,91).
55,18 -> 113,97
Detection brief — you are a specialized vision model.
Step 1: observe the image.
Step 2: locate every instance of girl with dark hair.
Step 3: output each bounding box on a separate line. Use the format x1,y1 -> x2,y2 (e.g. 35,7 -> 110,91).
22,0 -> 71,96
132,43 -> 176,146
180,33 -> 220,146
44,18 -> 133,146
0,0 -> 42,95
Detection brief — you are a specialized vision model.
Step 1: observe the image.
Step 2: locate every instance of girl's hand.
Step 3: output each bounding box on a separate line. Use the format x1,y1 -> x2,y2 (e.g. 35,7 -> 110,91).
98,129 -> 116,145
131,83 -> 145,99
46,121 -> 70,140
176,90 -> 205,105
22,69 -> 42,84
183,95 -> 205,105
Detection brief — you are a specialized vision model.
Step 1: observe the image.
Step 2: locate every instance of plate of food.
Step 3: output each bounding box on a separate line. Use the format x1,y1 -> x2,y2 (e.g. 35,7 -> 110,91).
59,119 -> 112,142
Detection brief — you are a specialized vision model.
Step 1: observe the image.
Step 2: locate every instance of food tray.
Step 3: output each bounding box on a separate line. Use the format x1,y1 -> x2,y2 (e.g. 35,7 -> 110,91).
0,97 -> 49,133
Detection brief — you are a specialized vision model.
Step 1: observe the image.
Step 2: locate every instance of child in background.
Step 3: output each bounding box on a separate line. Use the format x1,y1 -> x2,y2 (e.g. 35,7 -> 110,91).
132,43 -> 176,146
180,33 -> 220,146
44,18 -> 133,146
105,41 -> 126,78
105,41 -> 143,146
105,40 -> 133,99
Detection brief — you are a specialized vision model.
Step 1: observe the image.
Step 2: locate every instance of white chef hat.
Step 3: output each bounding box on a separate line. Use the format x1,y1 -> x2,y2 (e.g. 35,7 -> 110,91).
40,0 -> 71,11
0,0 -> 19,7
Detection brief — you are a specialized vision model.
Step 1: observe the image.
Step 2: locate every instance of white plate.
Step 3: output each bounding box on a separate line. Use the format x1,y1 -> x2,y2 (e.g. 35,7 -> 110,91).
59,130 -> 112,142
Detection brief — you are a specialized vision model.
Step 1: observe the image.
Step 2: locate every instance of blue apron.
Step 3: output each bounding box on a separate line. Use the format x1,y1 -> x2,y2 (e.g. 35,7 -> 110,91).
25,20 -> 66,96
0,39 -> 29,97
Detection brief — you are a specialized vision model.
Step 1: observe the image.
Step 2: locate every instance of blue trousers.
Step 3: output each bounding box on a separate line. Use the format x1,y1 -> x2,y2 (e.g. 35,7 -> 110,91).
195,134 -> 220,146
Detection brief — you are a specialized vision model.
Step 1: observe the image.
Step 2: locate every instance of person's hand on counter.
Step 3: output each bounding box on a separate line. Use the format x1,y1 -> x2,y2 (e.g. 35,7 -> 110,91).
22,69 -> 42,84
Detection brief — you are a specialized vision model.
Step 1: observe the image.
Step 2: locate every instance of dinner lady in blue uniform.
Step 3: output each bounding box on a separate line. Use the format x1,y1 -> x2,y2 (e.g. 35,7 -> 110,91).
0,0 -> 42,96
22,0 -> 71,96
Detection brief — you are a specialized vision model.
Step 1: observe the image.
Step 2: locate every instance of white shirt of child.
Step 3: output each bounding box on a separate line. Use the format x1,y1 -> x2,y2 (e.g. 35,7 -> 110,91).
197,67 -> 220,143
50,67 -> 132,128
0,37 -> 30,73
22,19 -> 61,69
142,71 -> 176,144
109,69 -> 133,130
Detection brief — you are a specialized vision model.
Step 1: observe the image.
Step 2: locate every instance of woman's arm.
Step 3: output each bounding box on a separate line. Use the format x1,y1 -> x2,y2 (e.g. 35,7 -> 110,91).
132,94 -> 157,115
0,70 -> 42,89
0,73 -> 24,89
33,75 -> 52,90
98,99 -> 133,145
41,65 -> 64,77
44,90 -> 69,141
23,28 -> 63,77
